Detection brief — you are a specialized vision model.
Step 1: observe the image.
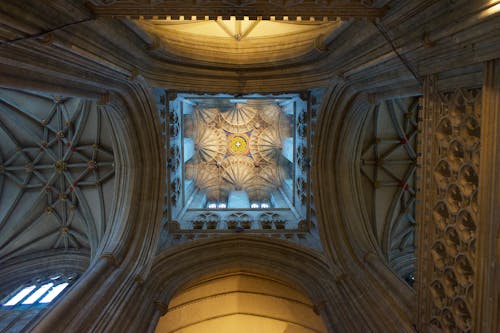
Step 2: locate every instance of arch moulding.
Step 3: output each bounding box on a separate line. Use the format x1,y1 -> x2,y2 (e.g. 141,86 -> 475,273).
313,82 -> 416,332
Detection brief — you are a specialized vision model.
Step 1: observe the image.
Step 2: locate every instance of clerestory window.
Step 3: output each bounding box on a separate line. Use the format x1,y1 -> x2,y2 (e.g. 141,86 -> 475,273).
0,274 -> 78,332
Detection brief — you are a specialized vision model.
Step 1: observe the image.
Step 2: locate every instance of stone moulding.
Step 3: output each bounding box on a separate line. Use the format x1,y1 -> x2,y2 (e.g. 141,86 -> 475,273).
416,73 -> 488,333
87,1 -> 387,20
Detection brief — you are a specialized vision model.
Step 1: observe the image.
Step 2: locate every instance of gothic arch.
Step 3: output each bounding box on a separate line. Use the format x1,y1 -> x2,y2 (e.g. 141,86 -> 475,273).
113,236 -> 360,333
313,82 -> 416,331
26,80 -> 165,333
155,272 -> 328,333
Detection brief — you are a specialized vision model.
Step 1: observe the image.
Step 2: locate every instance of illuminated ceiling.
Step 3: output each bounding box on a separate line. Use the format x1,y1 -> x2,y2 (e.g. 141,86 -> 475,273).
133,18 -> 341,65
185,99 -> 292,203
158,92 -> 316,245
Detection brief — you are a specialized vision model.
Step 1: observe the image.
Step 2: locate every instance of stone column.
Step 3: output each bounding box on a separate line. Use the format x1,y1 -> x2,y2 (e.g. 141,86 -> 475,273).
474,59 -> 500,333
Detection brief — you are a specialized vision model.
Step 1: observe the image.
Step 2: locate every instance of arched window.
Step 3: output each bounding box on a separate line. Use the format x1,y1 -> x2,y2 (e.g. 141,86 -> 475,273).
206,202 -> 227,209
0,273 -> 78,332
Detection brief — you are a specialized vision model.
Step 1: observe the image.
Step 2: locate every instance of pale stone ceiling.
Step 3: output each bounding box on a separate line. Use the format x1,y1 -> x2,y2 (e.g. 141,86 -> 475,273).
185,99 -> 292,203
133,18 -> 341,65
155,273 -> 327,333
360,97 -> 418,282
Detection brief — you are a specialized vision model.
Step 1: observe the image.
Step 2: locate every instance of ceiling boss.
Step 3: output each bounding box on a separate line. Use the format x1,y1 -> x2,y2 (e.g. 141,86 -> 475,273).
227,133 -> 250,155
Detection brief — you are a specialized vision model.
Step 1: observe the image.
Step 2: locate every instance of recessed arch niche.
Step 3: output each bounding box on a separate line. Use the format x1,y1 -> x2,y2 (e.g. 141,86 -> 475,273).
154,272 -> 328,333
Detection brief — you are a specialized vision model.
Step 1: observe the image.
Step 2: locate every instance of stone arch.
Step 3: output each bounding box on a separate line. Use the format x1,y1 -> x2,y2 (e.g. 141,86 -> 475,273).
110,236 -> 365,333
30,82 -> 164,333
313,83 -> 416,331
0,78 -> 167,333
155,271 -> 328,333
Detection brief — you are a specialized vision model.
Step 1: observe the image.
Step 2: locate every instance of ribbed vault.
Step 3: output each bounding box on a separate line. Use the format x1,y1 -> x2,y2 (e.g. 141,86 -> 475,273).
192,126 -> 226,163
184,98 -> 293,204
0,88 -> 116,262
133,18 -> 341,66
360,97 -> 419,282
0,1 -> 498,333
220,103 -> 258,133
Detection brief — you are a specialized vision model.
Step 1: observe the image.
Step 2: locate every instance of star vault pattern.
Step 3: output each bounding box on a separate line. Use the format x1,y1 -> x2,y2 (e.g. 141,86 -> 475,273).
0,89 -> 115,261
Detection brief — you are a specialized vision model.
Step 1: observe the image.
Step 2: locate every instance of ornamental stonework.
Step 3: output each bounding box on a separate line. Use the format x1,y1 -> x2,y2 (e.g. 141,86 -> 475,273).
417,79 -> 480,333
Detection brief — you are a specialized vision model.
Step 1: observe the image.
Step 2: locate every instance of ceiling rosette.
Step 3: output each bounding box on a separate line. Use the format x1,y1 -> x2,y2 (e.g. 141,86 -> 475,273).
181,97 -> 296,206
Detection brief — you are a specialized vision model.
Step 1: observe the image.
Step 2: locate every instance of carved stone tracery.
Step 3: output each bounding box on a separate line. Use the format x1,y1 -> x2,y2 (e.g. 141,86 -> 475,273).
185,100 -> 293,202
417,81 -> 481,333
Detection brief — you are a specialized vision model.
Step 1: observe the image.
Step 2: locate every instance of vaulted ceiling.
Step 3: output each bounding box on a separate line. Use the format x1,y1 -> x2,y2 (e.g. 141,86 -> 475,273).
0,1 -> 499,332
0,89 -> 116,263
185,99 -> 292,203
360,96 -> 419,282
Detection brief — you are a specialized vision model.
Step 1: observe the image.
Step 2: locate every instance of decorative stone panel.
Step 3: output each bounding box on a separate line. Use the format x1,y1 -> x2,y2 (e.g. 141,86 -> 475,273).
417,76 -> 481,333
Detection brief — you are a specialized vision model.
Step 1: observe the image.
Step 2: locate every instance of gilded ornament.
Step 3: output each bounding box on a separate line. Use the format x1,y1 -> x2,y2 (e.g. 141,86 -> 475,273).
54,160 -> 67,174
228,135 -> 249,154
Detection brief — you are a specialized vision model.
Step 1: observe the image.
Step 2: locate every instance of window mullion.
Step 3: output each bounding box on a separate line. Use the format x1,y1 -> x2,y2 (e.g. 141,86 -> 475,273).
10,285 -> 38,307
